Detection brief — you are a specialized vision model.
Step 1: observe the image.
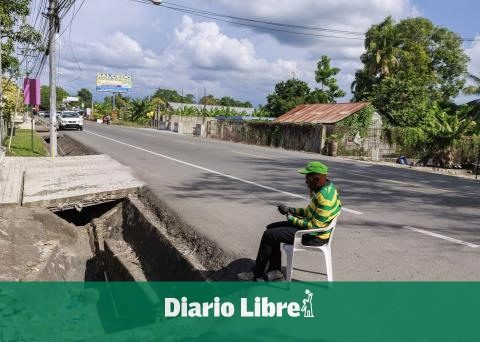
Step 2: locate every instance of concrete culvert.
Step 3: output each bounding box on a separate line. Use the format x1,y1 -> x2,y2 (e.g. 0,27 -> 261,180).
51,195 -> 212,281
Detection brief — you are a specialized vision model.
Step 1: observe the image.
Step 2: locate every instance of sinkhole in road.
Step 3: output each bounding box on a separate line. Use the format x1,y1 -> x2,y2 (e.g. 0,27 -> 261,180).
52,196 -> 206,282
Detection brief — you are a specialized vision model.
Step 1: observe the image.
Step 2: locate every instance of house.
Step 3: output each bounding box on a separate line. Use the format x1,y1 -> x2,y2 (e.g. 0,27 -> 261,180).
274,103 -> 387,158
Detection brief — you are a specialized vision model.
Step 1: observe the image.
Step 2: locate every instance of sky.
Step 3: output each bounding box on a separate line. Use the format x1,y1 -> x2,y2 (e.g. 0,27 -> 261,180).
28,0 -> 480,106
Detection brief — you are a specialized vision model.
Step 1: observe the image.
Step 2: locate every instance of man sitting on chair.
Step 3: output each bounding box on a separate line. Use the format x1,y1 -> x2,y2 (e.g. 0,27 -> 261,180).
238,161 -> 341,281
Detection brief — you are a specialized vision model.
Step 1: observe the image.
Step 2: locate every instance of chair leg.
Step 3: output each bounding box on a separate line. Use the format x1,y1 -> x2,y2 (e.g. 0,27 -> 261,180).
285,249 -> 294,282
324,248 -> 333,282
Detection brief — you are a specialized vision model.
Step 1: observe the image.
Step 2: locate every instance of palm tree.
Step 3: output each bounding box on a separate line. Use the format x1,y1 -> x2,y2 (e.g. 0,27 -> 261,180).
463,74 -> 480,96
364,17 -> 400,78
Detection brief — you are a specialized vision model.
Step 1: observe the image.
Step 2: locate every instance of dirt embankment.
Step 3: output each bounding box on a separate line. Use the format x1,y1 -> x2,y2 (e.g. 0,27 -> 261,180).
0,206 -> 92,281
35,119 -> 97,156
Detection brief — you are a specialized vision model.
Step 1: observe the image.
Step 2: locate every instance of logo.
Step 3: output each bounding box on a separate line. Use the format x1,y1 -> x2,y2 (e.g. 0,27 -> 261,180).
164,289 -> 314,318
301,289 -> 314,318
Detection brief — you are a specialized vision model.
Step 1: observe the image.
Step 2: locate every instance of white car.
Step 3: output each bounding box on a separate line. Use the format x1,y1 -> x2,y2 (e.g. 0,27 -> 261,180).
58,111 -> 83,130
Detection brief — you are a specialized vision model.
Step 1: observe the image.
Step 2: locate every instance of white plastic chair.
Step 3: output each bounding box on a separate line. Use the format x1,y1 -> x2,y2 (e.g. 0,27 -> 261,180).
282,215 -> 339,282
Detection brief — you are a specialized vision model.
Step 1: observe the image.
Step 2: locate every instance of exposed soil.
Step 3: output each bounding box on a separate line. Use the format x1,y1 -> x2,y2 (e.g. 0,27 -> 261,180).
35,119 -> 97,156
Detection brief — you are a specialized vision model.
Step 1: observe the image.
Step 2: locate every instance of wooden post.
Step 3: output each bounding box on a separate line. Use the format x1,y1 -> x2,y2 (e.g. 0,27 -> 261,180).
476,147 -> 479,180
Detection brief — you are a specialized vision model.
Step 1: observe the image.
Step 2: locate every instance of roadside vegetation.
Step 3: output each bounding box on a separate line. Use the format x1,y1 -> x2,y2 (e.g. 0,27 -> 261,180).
3,1 -> 477,168
3,129 -> 48,157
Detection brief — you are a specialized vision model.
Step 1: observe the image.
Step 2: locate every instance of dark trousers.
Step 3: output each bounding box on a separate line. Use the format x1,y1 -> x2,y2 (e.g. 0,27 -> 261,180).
253,221 -> 327,277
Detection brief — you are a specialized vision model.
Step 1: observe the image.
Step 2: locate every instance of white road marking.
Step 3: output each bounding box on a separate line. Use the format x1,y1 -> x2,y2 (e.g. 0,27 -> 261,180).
404,226 -> 479,248
231,151 -> 273,159
341,207 -> 364,215
84,130 -> 363,215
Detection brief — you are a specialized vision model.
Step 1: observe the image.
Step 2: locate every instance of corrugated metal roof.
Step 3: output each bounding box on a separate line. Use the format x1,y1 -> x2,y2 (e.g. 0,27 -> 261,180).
274,102 -> 370,124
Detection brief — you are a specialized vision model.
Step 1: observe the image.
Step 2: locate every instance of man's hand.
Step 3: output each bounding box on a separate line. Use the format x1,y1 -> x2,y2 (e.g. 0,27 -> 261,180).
277,204 -> 290,215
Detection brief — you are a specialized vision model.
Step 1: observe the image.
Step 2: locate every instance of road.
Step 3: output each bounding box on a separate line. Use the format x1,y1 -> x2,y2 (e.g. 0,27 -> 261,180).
66,121 -> 480,280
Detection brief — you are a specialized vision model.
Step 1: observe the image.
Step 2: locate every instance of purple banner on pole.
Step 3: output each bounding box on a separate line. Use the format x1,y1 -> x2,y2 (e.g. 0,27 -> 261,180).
23,78 -> 40,105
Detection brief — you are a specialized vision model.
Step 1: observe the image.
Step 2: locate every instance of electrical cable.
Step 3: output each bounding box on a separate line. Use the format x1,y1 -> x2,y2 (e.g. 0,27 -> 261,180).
130,0 -> 480,42
162,0 -> 366,36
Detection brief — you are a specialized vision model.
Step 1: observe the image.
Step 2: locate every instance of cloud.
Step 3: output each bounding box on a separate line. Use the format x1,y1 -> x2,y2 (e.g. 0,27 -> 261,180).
57,15 -> 303,105
466,36 -> 480,76
215,0 -> 417,46
156,16 -> 303,100
54,0 -> 456,106
64,32 -> 161,70
170,16 -> 299,77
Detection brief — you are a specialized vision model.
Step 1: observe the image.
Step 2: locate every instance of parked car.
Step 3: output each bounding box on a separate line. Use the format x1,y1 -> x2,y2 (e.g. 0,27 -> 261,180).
57,111 -> 83,130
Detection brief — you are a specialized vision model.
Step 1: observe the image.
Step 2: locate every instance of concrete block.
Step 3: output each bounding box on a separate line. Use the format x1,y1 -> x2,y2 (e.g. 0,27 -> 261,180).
0,158 -> 26,206
17,155 -> 144,209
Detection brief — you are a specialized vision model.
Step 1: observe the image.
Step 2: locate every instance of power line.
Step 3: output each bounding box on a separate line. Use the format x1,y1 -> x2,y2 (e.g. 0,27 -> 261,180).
131,0 -> 480,42
27,0 -> 84,79
56,0 -> 86,41
162,1 -> 365,36
131,0 -> 363,40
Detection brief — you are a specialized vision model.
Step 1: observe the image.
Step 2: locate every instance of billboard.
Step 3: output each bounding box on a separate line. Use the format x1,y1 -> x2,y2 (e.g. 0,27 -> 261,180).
96,73 -> 132,92
63,96 -> 79,103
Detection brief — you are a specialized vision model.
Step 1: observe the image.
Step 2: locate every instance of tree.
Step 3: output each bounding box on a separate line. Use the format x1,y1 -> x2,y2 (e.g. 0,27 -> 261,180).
352,17 -> 469,127
463,74 -> 480,97
218,96 -> 253,108
103,93 -> 129,109
219,96 -> 235,106
40,86 -> 69,110
185,93 -> 196,103
421,105 -> 477,167
1,1 -> 43,75
153,88 -> 193,103
0,77 -> 24,122
128,97 -> 152,123
199,94 -> 218,105
265,78 -> 311,117
77,88 -> 92,107
308,55 -> 345,103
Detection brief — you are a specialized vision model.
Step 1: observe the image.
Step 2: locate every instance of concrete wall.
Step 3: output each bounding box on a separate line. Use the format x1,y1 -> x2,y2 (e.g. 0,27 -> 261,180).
207,120 -> 326,153
159,113 -> 396,157
157,115 -> 216,137
339,112 -> 397,159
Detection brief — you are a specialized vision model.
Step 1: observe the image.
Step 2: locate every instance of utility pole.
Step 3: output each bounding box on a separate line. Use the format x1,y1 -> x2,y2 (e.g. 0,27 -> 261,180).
48,0 -> 59,157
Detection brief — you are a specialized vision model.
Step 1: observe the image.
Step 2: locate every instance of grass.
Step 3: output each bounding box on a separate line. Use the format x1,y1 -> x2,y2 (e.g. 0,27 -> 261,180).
110,120 -> 150,128
3,129 -> 48,157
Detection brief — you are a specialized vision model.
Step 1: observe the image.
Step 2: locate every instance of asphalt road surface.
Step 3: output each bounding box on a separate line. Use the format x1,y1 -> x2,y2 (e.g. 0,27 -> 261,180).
65,121 -> 480,280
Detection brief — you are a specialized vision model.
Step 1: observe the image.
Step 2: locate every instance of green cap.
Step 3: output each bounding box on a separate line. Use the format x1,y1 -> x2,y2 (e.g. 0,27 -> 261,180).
297,161 -> 328,175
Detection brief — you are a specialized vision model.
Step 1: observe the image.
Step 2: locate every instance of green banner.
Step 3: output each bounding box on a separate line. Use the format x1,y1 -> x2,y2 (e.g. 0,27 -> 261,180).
1,282 -> 479,341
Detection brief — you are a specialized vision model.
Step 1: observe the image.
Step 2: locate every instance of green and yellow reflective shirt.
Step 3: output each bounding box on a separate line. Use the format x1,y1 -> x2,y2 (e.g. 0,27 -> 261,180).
288,181 -> 341,239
